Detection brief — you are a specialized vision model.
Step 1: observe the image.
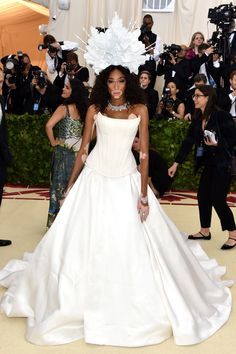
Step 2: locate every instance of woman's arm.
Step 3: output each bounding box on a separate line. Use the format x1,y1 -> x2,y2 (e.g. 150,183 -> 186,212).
134,105 -> 149,222
45,105 -> 66,146
173,102 -> 185,120
66,105 -> 97,190
138,104 -> 149,198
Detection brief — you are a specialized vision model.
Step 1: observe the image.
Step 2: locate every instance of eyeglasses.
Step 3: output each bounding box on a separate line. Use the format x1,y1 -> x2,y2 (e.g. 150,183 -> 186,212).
192,94 -> 206,99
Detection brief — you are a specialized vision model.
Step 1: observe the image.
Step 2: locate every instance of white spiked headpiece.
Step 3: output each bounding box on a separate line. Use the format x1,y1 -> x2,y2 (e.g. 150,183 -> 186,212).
84,13 -> 147,74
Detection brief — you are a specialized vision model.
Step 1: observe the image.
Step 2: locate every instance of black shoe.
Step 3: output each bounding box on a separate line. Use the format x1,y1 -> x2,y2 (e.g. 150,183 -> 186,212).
221,238 -> 236,250
188,232 -> 211,240
0,239 -> 12,247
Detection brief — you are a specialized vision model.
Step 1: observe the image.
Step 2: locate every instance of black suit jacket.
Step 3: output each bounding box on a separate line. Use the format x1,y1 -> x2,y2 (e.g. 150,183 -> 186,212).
217,88 -> 236,114
175,109 -> 236,171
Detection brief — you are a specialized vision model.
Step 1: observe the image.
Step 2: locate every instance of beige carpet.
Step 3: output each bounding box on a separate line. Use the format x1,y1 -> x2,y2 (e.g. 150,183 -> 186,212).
0,198 -> 236,354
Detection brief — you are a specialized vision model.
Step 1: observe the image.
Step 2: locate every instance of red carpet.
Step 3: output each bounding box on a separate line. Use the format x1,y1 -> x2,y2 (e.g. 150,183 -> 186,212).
3,185 -> 236,207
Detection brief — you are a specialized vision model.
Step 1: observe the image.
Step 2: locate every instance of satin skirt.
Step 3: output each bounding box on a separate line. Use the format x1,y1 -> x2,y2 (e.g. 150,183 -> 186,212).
0,166 -> 232,346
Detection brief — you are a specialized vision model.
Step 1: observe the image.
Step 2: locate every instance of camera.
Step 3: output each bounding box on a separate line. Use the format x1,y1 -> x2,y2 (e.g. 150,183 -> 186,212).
208,2 -> 236,62
32,70 -> 47,88
5,58 -> 17,71
16,51 -> 28,72
38,44 -> 60,53
5,73 -> 17,85
159,44 -> 182,61
161,87 -> 174,109
208,2 -> 236,28
66,63 -> 75,72
140,23 -> 148,36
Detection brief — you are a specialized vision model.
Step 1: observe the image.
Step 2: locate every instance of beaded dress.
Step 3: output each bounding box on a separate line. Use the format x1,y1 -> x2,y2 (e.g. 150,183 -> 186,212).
47,106 -> 83,227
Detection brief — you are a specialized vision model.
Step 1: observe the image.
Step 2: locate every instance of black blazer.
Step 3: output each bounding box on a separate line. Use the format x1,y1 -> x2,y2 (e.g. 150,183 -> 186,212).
175,109 -> 236,171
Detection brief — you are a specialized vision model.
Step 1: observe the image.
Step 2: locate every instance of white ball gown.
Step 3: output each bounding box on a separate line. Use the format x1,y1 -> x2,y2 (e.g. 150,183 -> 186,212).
0,112 -> 233,346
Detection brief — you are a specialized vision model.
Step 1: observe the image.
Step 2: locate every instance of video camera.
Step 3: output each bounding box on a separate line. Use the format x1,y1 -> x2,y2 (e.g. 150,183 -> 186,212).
32,70 -> 47,89
208,2 -> 236,61
159,44 -> 182,61
208,2 -> 236,29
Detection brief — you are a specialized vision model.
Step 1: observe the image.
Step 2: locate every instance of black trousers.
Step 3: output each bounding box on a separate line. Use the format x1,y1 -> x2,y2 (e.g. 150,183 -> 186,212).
197,165 -> 235,231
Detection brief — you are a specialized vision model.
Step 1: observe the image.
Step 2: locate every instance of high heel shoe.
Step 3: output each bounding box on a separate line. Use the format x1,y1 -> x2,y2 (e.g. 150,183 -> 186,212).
221,238 -> 236,250
188,232 -> 211,240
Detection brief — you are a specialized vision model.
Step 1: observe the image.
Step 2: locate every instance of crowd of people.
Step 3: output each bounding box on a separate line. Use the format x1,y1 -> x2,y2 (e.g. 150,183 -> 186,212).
138,15 -> 236,121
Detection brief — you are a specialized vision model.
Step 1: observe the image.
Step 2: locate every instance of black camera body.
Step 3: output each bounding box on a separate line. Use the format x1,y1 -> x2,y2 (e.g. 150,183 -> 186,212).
5,72 -> 17,85
38,43 -> 60,54
161,87 -> 174,109
32,70 -> 47,88
159,44 -> 182,61
140,24 -> 148,36
66,63 -> 75,72
208,2 -> 236,28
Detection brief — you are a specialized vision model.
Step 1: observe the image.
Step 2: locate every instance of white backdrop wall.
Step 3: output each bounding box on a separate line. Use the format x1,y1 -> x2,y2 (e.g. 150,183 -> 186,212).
47,0 -> 235,87
148,0 -> 233,48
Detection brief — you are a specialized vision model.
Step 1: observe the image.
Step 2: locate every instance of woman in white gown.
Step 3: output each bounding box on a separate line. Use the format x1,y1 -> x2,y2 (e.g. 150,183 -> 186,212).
0,63 -> 233,347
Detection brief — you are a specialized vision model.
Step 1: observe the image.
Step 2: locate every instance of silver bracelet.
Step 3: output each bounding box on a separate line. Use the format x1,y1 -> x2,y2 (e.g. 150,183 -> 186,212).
140,195 -> 148,204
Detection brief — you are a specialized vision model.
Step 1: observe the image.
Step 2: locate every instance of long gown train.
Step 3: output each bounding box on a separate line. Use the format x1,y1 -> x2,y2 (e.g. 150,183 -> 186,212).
0,113 -> 233,346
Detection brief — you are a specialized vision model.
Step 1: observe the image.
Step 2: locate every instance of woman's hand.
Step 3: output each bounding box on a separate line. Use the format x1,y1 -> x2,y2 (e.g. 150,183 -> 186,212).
51,137 -> 59,147
59,184 -> 74,207
204,136 -> 218,146
168,162 -> 178,177
137,198 -> 149,222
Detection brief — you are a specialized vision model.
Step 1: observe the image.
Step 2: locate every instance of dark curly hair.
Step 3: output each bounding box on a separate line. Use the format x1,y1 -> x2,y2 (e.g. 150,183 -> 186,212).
89,65 -> 147,112
62,78 -> 89,122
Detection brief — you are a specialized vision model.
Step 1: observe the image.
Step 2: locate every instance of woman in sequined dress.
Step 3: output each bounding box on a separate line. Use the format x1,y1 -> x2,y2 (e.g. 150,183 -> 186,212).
45,78 -> 88,227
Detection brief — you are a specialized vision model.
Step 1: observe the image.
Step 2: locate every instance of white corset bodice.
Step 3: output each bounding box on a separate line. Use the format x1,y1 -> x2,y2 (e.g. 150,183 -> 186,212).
86,112 -> 140,177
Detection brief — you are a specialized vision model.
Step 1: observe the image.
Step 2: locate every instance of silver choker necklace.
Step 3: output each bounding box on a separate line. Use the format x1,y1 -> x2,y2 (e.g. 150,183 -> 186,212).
108,101 -> 129,111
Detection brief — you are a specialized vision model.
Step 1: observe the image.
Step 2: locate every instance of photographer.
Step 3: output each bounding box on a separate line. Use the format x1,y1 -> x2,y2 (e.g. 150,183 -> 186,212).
0,55 -> 22,114
138,14 -> 161,88
53,52 -> 89,96
17,53 -> 42,113
189,43 -> 221,89
23,70 -> 59,115
156,81 -> 185,120
168,85 -> 236,250
156,44 -> 191,100
208,4 -> 236,64
40,34 -> 78,76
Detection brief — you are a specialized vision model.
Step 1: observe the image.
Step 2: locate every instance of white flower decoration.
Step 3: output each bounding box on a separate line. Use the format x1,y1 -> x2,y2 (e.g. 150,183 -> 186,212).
84,13 -> 147,74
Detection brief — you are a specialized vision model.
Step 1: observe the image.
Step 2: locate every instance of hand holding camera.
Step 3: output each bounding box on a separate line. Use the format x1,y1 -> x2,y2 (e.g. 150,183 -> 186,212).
204,130 -> 218,145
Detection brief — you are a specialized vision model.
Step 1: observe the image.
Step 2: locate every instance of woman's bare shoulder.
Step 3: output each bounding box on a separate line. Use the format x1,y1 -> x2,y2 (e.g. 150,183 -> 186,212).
87,104 -> 99,115
131,104 -> 148,117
